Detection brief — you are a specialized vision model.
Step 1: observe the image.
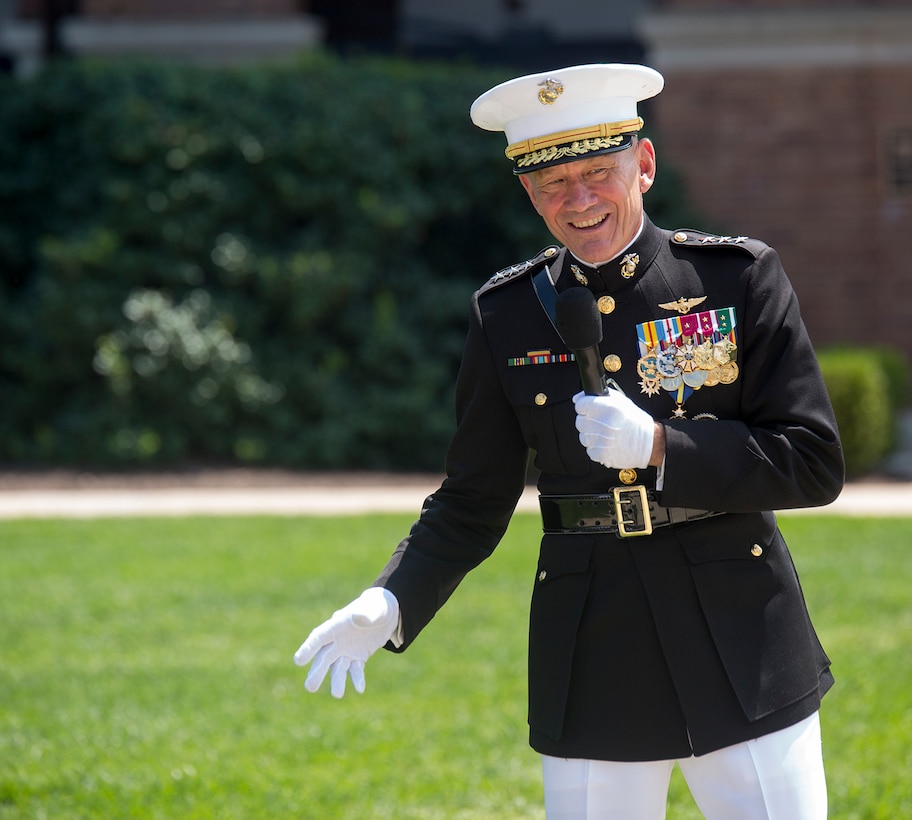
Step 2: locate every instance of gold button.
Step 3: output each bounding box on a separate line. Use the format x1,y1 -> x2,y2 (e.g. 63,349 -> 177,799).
534,393 -> 548,406
751,544 -> 763,557
618,469 -> 638,485
544,247 -> 557,257
603,354 -> 622,373
673,231 -> 688,243
597,295 -> 616,314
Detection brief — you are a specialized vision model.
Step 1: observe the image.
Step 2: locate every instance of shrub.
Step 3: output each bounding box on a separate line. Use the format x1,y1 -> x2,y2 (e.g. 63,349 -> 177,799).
817,348 -> 899,478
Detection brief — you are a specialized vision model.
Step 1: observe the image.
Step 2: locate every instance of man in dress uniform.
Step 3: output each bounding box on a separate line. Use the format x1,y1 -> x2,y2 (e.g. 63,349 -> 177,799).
294,64 -> 844,818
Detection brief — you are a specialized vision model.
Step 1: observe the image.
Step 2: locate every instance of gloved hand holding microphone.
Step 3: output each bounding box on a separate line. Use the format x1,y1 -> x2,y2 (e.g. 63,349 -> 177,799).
555,286 -> 658,469
573,390 -> 656,469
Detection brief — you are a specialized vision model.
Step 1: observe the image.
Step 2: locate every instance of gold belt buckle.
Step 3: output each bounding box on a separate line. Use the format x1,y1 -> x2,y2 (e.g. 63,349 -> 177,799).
612,485 -> 653,538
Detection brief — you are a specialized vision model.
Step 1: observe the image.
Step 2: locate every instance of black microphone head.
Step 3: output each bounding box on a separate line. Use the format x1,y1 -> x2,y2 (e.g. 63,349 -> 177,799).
555,287 -> 602,350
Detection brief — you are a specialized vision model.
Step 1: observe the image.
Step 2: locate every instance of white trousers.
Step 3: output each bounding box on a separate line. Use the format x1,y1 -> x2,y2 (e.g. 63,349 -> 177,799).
541,712 -> 826,819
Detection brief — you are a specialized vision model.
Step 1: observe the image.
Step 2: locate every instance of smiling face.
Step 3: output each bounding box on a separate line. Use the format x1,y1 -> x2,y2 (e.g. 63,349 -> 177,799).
518,138 -> 657,264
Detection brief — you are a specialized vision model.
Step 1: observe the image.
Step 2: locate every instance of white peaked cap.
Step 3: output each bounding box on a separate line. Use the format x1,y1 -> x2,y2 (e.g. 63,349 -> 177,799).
470,64 -> 664,173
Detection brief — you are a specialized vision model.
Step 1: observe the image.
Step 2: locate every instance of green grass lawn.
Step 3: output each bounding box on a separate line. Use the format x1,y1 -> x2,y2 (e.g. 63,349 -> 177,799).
1,513 -> 910,819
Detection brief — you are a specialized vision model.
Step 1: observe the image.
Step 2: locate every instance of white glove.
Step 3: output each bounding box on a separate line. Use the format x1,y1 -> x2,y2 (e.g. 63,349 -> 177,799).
573,390 -> 655,469
294,587 -> 400,698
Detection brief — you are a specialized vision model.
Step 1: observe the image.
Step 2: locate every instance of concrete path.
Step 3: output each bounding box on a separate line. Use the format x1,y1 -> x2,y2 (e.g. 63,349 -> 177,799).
0,470 -> 909,519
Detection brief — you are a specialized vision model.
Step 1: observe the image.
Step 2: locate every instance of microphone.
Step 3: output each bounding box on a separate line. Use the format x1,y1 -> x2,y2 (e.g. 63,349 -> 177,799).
555,287 -> 609,396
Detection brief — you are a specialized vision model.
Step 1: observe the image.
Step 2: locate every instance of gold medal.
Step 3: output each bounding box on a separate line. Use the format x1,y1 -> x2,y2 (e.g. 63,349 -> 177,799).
719,362 -> 739,384
597,295 -> 615,314
692,341 -> 716,370
639,378 -> 661,397
637,351 -> 658,379
713,338 -> 737,364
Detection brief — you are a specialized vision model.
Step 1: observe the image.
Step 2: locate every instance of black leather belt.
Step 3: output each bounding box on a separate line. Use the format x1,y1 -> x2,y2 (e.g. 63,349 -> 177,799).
539,487 -> 723,538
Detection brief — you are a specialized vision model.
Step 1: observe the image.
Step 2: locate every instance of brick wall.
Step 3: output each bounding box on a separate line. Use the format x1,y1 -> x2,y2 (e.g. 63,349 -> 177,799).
641,5 -> 912,359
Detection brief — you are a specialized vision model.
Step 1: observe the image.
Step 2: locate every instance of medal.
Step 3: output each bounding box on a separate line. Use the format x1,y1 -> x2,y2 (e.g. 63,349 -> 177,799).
634,306 -> 739,416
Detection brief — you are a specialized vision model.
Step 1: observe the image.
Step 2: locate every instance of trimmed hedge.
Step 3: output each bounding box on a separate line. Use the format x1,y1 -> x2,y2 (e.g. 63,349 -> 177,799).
0,53 -> 698,469
817,347 -> 909,478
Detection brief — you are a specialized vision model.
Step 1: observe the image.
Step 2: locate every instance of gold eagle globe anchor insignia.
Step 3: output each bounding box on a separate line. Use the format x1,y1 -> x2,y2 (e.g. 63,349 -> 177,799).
537,79 -> 564,105
620,253 -> 639,279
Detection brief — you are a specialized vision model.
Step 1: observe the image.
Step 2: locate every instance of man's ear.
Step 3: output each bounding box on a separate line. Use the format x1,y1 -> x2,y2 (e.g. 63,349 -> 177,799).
637,139 -> 657,194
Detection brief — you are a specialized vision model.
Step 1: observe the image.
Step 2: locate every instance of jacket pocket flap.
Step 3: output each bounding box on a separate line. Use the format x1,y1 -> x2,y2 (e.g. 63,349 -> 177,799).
536,533 -> 595,582
676,511 -> 776,564
501,362 -> 581,407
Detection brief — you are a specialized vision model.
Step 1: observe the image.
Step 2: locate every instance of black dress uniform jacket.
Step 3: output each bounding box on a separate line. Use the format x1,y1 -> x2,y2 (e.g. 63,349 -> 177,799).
374,216 -> 844,762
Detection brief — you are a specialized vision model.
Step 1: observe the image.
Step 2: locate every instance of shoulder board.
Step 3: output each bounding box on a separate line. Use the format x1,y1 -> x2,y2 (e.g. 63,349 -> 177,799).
670,229 -> 767,258
478,245 -> 560,296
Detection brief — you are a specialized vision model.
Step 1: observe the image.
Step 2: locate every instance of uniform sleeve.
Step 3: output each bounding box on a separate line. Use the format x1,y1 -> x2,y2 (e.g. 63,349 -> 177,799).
373,292 -> 530,650
659,246 -> 844,512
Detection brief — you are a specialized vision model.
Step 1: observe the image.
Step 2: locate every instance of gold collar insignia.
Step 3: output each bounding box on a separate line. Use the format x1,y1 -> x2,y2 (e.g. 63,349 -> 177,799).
620,253 -> 639,279
570,264 -> 589,286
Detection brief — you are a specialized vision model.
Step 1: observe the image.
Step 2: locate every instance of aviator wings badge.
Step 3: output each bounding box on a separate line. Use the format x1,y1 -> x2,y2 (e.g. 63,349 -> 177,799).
659,296 -> 708,315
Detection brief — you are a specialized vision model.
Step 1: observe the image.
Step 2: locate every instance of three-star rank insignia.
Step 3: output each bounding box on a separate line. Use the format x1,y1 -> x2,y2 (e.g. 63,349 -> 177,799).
486,247 -> 559,287
672,231 -> 750,246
